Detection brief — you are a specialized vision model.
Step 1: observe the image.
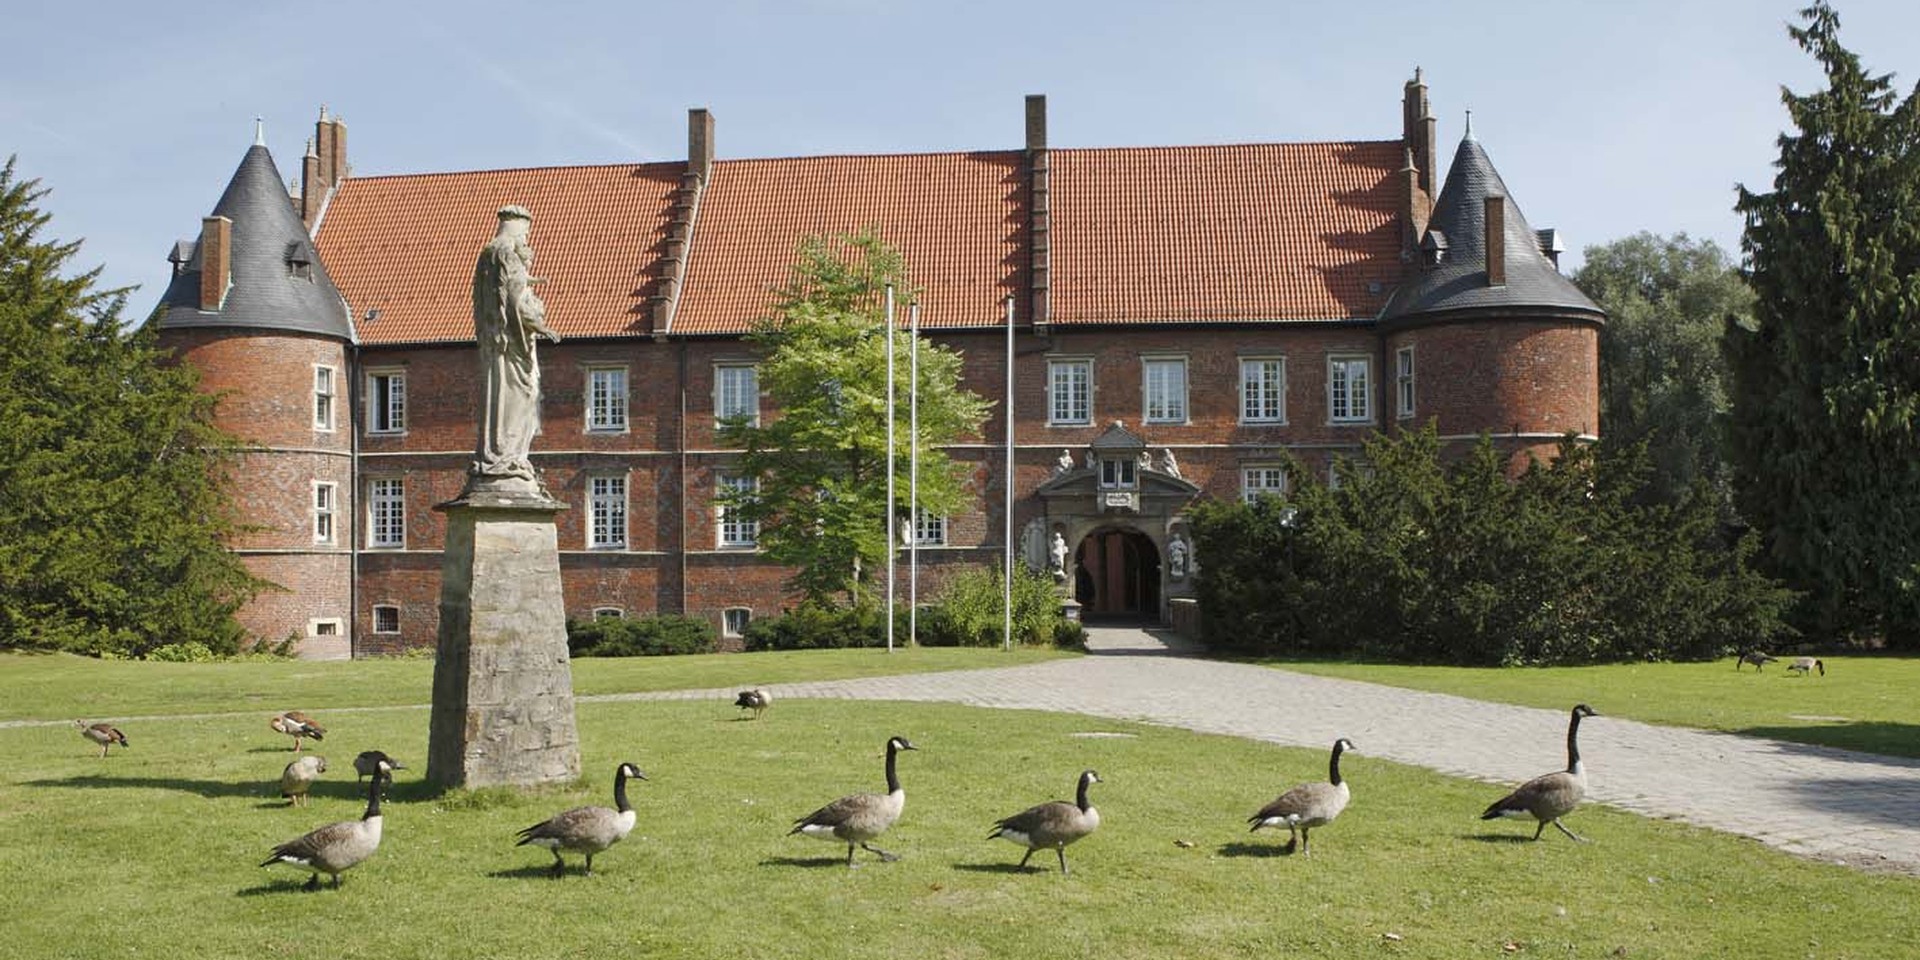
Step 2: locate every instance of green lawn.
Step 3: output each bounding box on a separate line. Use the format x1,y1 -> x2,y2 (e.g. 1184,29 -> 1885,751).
2,697 -> 1913,959
0,646 -> 1071,723
1262,655 -> 1920,758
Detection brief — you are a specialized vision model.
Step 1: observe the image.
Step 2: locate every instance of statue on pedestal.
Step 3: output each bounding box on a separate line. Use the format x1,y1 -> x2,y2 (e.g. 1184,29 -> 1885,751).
470,205 -> 561,495
1054,448 -> 1075,477
1159,448 -> 1182,479
1049,531 -> 1070,581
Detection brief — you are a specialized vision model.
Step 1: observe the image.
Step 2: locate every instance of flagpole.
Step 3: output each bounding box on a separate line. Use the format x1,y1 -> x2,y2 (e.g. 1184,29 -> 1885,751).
1002,296 -> 1015,653
884,285 -> 896,654
908,301 -> 920,648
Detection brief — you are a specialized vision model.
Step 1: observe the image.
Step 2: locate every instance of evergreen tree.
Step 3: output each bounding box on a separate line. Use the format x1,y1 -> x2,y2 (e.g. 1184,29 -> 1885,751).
0,158 -> 264,656
721,233 -> 990,607
1727,3 -> 1920,645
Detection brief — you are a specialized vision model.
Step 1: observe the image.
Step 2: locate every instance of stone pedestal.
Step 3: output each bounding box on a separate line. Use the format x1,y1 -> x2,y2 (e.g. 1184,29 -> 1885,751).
426,489 -> 581,790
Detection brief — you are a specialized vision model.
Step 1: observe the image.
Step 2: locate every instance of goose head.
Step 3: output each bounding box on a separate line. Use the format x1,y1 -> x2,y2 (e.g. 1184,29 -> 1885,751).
617,762 -> 649,781
887,736 -> 918,753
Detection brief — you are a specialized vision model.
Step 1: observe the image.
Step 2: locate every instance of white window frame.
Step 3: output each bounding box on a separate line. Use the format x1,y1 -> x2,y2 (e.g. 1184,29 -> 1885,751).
308,618 -> 343,638
1396,346 -> 1416,420
588,474 -> 629,549
717,473 -> 759,548
1142,356 -> 1189,424
313,364 -> 337,432
1328,355 -> 1373,424
1047,358 -> 1093,426
371,605 -> 401,635
715,363 -> 760,426
911,507 -> 947,546
312,481 -> 337,544
365,368 -> 407,435
592,607 -> 625,620
1239,356 -> 1287,424
367,477 -> 405,549
1098,457 -> 1138,489
584,365 -> 629,433
1241,465 -> 1289,504
722,607 -> 752,638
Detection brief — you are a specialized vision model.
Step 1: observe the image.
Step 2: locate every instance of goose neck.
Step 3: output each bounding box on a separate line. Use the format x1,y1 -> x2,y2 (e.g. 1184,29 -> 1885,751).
1566,711 -> 1585,773
884,744 -> 902,794
614,767 -> 633,813
1076,775 -> 1093,812
363,773 -> 383,821
1328,742 -> 1347,787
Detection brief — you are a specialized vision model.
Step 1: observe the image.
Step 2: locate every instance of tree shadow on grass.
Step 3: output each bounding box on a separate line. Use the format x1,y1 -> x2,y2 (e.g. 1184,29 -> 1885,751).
1737,724 -> 1920,766
1216,841 -> 1294,858
24,774 -> 265,800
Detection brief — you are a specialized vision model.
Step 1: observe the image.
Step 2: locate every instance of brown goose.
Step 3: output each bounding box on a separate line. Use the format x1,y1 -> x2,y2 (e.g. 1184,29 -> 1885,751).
1248,738 -> 1355,857
734,688 -> 772,720
988,769 -> 1103,873
281,755 -> 327,806
1787,657 -> 1826,677
789,736 -> 916,868
1736,651 -> 1777,672
515,762 -> 646,878
269,711 -> 326,751
261,759 -> 390,890
75,721 -> 128,758
1481,704 -> 1597,841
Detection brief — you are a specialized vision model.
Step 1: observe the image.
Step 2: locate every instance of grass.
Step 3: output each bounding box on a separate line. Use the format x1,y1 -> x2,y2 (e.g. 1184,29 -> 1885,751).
1258,654 -> 1920,758
2,696 -> 1915,959
0,645 -> 1072,723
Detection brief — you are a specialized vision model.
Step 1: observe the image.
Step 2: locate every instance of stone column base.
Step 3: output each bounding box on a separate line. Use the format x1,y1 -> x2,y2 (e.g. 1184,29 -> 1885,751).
426,490 -> 582,790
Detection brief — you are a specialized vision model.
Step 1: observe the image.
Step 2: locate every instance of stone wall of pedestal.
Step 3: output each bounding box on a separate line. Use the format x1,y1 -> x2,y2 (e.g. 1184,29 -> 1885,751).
427,493 -> 582,789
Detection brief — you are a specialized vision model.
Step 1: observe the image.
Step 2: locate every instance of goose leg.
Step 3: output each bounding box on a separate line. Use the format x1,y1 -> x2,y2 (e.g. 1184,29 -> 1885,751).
1282,826 -> 1299,855
861,842 -> 899,863
1017,848 -> 1034,869
584,853 -> 595,877
1531,820 -> 1548,841
1300,828 -> 1312,859
846,844 -> 858,868
1551,819 -> 1589,843
549,851 -> 566,878
1056,847 -> 1070,875
332,874 -> 342,889
303,875 -> 321,892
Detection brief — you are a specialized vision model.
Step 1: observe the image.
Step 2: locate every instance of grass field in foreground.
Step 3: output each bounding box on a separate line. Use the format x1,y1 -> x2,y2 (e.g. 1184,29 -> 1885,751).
0,645 -> 1072,723
2,698 -> 1914,960
1260,654 -> 1920,758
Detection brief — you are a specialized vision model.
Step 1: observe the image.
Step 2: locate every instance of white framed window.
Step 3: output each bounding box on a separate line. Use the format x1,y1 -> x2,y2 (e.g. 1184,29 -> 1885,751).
309,618 -> 343,638
722,607 -> 752,638
718,473 -> 759,548
585,366 -> 628,432
1098,458 -> 1138,489
371,605 -> 400,634
313,365 -> 337,431
1240,357 -> 1287,424
1328,356 -> 1372,424
592,607 -> 624,620
1048,358 -> 1092,426
911,508 -> 947,546
1241,465 -> 1289,503
1395,346 -> 1416,419
588,474 -> 628,549
1143,357 -> 1188,424
366,369 -> 406,434
716,363 -> 760,425
368,478 -> 405,548
312,481 -> 337,544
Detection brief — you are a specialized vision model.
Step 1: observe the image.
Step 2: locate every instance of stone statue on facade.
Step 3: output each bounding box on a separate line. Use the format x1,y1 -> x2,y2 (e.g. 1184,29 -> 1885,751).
1168,535 -> 1189,579
470,205 -> 560,494
1055,448 -> 1075,477
1138,450 -> 1153,472
1049,531 -> 1069,580
1159,447 -> 1182,479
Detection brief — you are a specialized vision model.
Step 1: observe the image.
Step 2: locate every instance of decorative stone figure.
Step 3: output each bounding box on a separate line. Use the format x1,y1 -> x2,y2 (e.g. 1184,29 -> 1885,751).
1159,448 -> 1182,479
1055,448 -> 1075,477
1139,450 -> 1153,472
470,205 -> 561,493
1168,536 -> 1189,579
1084,449 -> 1096,471
1050,531 -> 1070,580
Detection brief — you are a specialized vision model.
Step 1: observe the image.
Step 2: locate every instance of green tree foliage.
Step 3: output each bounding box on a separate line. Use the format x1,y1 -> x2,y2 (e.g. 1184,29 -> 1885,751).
0,158 -> 264,656
1188,426 -> 1794,665
1575,233 -> 1751,515
1726,3 -> 1920,645
721,233 -> 990,607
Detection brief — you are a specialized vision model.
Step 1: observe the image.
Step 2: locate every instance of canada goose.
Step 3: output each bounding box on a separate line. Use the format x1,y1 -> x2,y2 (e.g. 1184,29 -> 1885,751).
269,711 -> 326,751
1481,704 -> 1598,842
1248,738 -> 1355,857
261,760 -> 390,890
988,769 -> 1103,874
353,750 -> 407,787
1736,651 -> 1777,672
281,755 -> 327,807
1788,657 -> 1826,677
734,688 -> 772,720
790,735 -> 916,868
75,721 -> 127,758
515,762 -> 647,878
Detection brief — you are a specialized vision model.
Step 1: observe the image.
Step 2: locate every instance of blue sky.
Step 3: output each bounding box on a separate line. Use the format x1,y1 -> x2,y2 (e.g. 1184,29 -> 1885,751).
5,1 -> 1917,308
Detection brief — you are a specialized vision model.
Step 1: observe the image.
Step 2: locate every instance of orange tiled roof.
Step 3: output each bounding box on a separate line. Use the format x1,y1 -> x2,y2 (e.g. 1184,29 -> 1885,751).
1049,142 -> 1404,323
675,151 -> 1029,334
316,163 -> 678,344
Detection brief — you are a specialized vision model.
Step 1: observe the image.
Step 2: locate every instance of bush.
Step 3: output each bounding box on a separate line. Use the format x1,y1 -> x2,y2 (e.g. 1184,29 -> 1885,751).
143,641 -> 220,662
566,615 -> 717,657
741,603 -> 886,651
916,566 -> 1066,647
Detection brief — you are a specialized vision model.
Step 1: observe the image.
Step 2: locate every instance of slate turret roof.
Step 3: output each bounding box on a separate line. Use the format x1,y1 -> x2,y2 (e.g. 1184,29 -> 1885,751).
153,144 -> 355,340
1380,133 -> 1602,325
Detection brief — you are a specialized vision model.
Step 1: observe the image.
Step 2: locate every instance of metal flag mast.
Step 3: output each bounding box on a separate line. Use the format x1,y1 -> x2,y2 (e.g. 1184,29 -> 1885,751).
884,285 -> 896,654
908,301 -> 921,648
1003,296 -> 1015,652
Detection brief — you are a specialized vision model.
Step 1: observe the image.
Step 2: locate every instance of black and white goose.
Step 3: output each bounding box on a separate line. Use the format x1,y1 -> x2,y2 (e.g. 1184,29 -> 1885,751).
515,762 -> 646,878
734,688 -> 772,720
789,735 -> 916,868
1248,738 -> 1355,857
75,721 -> 128,758
261,759 -> 390,890
280,755 -> 327,807
353,750 -> 407,794
1788,657 -> 1826,677
987,769 -> 1103,873
269,711 -> 326,751
1481,704 -> 1597,842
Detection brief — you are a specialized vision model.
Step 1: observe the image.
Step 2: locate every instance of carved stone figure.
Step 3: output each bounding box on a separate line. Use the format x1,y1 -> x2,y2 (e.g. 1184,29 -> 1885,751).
1168,536 -> 1189,579
470,205 -> 561,492
1138,450 -> 1153,472
1055,448 -> 1075,477
1049,531 -> 1070,579
1159,448 -> 1182,479
1084,449 -> 1096,471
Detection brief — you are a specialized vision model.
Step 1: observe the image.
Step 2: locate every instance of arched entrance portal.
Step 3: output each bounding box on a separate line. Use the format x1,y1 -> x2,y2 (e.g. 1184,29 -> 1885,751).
1074,528 -> 1161,621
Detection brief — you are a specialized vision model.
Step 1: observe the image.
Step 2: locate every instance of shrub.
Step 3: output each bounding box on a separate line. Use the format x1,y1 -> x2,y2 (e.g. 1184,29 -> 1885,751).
566,615 -> 717,657
143,641 -> 220,662
740,603 -> 886,651
917,566 -> 1066,647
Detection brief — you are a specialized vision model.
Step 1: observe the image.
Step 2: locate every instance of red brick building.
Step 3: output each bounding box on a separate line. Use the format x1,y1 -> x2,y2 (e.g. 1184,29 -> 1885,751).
151,75 -> 1603,658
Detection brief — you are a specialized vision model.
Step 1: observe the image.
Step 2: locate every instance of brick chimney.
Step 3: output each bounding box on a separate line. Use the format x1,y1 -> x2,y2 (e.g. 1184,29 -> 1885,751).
300,138 -> 323,227
302,107 -> 348,230
1402,69 -> 1436,200
199,216 -> 231,310
1026,94 -> 1051,330
689,108 -> 714,184
652,108 -> 715,337
1484,195 -> 1506,287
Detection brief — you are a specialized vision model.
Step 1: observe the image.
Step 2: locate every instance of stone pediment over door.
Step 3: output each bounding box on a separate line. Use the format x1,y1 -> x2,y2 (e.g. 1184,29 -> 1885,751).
1038,421 -> 1199,516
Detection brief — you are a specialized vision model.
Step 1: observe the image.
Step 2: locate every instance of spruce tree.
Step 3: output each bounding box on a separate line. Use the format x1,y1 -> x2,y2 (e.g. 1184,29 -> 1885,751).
1726,3 -> 1920,646
0,158 -> 264,655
